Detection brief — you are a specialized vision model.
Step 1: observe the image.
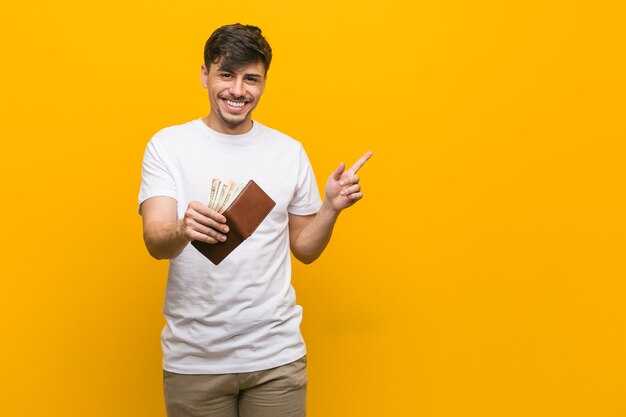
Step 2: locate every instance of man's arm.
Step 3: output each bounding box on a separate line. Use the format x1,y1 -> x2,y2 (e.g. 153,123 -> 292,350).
141,196 -> 230,260
289,151 -> 373,264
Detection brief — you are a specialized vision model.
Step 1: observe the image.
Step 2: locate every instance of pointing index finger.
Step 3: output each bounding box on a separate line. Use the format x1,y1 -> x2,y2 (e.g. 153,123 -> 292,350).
348,151 -> 373,173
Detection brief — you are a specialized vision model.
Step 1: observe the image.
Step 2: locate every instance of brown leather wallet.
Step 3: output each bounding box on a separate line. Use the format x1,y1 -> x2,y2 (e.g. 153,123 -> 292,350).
191,180 -> 276,265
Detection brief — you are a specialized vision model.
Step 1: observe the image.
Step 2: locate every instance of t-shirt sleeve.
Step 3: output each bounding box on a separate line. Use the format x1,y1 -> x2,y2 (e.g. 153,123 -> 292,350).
288,145 -> 322,215
138,139 -> 177,215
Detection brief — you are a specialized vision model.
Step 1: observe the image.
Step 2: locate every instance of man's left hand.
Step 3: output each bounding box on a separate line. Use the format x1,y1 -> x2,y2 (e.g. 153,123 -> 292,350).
324,151 -> 373,212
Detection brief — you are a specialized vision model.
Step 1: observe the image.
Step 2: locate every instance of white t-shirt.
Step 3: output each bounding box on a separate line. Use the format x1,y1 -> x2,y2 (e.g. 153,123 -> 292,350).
138,119 -> 322,374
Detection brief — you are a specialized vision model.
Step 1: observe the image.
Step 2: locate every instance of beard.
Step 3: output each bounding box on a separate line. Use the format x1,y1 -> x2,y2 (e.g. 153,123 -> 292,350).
215,106 -> 249,127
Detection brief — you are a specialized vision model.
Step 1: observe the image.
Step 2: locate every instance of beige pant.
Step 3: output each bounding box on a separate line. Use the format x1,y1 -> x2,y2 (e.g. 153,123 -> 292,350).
163,356 -> 307,417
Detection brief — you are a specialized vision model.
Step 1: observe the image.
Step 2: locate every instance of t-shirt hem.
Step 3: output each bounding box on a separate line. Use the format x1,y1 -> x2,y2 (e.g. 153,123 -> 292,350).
162,348 -> 307,375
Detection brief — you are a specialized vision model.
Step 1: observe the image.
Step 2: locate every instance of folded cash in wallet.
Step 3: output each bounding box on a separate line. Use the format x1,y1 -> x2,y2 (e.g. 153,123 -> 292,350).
191,179 -> 275,265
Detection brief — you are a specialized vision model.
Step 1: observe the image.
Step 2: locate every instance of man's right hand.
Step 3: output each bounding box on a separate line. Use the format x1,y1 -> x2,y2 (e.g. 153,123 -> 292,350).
178,201 -> 229,244
140,196 -> 229,260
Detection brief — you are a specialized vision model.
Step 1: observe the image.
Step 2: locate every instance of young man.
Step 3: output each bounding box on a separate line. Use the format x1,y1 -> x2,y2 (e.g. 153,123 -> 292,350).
138,23 -> 371,417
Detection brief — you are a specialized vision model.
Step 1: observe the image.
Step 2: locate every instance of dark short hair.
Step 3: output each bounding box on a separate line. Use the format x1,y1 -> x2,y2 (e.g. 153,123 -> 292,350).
204,24 -> 272,75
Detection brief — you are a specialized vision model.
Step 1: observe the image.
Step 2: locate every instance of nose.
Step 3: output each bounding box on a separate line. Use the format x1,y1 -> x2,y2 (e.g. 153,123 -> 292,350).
229,77 -> 245,98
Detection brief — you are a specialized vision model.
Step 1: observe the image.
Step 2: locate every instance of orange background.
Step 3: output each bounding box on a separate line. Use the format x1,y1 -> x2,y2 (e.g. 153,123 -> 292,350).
1,1 -> 625,416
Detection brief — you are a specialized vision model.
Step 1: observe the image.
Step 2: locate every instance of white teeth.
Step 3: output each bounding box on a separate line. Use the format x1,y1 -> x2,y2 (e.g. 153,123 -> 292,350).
226,100 -> 245,108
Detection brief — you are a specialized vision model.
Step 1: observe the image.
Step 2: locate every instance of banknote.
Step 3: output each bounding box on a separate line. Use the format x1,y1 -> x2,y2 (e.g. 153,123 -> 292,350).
208,178 -> 246,213
220,182 -> 245,212
214,182 -> 231,212
209,178 -> 220,210
216,182 -> 236,213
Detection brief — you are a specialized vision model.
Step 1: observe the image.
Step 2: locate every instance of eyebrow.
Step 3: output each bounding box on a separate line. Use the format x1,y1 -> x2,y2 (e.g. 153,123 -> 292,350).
216,67 -> 263,79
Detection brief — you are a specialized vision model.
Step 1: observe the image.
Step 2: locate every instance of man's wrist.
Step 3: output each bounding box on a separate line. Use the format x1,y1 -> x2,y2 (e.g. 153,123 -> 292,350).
174,219 -> 192,243
320,199 -> 341,219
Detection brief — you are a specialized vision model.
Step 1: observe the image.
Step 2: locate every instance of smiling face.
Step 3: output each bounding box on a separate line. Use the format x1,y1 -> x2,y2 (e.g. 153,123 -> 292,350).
201,59 -> 266,134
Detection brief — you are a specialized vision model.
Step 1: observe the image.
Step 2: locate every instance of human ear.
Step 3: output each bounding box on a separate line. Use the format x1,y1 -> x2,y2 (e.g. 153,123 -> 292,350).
200,64 -> 209,88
